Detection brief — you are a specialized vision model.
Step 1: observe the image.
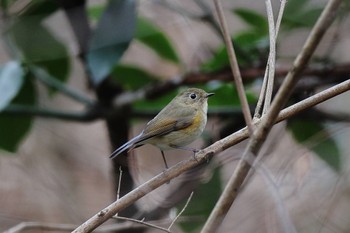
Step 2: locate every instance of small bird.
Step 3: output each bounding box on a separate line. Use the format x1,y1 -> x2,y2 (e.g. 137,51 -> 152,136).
110,88 -> 214,168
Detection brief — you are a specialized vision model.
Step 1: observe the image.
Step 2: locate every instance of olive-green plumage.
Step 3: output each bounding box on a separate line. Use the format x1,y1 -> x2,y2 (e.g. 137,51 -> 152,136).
110,88 -> 214,164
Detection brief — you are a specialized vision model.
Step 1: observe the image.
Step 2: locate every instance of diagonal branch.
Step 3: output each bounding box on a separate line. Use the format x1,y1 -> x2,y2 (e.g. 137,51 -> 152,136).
72,78 -> 350,233
201,0 -> 343,232
262,0 -> 276,114
213,0 -> 254,135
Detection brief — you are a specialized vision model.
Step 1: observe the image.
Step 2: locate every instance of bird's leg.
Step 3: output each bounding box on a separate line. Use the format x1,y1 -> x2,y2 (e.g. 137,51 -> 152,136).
160,150 -> 169,169
170,145 -> 199,161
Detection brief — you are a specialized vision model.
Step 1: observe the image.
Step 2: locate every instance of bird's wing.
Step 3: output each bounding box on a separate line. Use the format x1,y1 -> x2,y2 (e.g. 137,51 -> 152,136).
143,116 -> 193,138
110,107 -> 195,159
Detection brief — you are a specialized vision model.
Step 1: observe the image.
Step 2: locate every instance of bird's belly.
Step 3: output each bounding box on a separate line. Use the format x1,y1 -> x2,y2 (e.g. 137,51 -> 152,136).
149,112 -> 207,150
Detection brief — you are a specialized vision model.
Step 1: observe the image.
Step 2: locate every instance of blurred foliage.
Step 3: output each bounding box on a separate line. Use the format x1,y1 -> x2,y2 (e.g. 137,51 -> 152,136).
0,74 -> 36,152
202,8 -> 269,71
9,1 -> 69,86
177,168 -> 222,233
287,120 -> 341,171
111,64 -> 159,90
87,0 -> 136,85
282,1 -> 323,29
202,0 -> 324,72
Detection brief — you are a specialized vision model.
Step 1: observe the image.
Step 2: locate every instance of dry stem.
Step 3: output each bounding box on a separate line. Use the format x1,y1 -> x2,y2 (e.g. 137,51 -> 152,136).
201,0 -> 343,232
213,0 -> 254,135
72,78 -> 349,232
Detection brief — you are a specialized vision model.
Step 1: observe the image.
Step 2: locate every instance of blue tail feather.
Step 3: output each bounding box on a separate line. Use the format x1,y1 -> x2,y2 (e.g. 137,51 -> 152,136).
109,133 -> 143,159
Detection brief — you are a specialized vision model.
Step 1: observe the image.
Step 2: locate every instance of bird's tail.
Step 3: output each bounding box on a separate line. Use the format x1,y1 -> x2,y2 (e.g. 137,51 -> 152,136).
109,133 -> 143,159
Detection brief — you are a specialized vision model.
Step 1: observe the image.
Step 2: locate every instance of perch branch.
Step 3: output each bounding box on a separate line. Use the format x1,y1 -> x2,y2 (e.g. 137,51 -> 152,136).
72,78 -> 350,233
3,221 -> 145,233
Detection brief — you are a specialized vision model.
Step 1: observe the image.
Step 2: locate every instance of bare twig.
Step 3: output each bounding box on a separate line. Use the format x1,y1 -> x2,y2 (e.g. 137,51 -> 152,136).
31,67 -> 95,106
72,78 -> 350,233
262,0 -> 276,114
2,104 -> 98,122
4,222 -> 78,233
254,68 -> 269,119
4,222 -> 144,233
112,216 -> 170,233
275,0 -> 287,36
201,1 -> 343,232
117,166 -> 123,201
114,166 -> 123,217
3,62 -> 348,122
213,0 -> 254,135
168,192 -> 194,230
255,0 -> 287,118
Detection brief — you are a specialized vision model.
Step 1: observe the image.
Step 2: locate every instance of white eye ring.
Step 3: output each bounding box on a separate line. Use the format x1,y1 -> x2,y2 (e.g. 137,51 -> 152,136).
190,93 -> 197,99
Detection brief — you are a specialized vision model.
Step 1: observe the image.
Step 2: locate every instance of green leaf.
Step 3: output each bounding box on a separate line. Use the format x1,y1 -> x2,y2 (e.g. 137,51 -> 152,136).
9,14 -> 70,90
201,31 -> 268,72
233,8 -> 268,33
284,0 -> 308,16
0,61 -> 24,111
0,75 -> 36,153
111,65 -> 159,90
282,0 -> 323,30
283,8 -> 323,29
18,0 -> 58,20
136,17 -> 179,64
178,168 -> 222,233
1,0 -> 10,12
87,0 -> 136,85
87,5 -> 106,22
287,120 -> 341,171
201,46 -> 229,72
234,30 -> 269,50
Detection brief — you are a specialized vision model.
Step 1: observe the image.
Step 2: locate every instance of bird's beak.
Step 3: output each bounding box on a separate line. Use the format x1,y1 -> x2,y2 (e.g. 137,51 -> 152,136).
206,93 -> 215,98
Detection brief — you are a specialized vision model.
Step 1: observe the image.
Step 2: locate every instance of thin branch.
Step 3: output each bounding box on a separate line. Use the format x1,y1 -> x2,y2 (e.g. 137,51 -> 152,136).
3,222 -> 144,233
275,0 -> 287,36
4,222 -> 78,233
2,104 -> 98,122
262,0 -> 276,114
201,1 -> 343,232
3,62 -> 348,122
255,0 -> 286,118
114,166 -> 123,216
31,67 -> 95,107
112,216 -> 170,233
168,191 -> 194,231
110,62 -> 350,108
213,0 -> 254,135
72,78 -> 350,233
117,166 -> 123,202
253,67 -> 269,119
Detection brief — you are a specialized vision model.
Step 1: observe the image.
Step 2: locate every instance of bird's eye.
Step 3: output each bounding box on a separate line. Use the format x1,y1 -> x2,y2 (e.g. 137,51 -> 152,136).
190,93 -> 197,99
